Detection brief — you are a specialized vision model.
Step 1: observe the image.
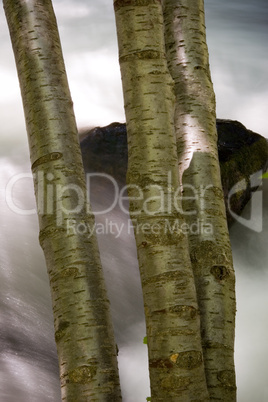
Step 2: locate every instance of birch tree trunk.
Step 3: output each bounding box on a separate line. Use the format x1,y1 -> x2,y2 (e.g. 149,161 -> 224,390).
4,1 -> 121,400
162,0 -> 236,399
114,1 -> 209,400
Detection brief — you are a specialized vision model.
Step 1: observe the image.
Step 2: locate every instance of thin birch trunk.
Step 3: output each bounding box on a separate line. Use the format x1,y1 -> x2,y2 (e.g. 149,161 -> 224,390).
162,0 -> 236,399
4,1 -> 121,400
114,1 -> 209,400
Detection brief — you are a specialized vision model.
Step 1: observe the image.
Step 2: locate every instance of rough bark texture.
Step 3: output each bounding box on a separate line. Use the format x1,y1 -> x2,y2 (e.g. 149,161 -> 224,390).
162,0 -> 236,400
3,1 -> 121,400
114,1 -> 209,400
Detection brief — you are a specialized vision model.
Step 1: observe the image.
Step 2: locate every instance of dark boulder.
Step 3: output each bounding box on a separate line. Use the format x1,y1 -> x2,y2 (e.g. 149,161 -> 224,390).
80,122 -> 128,183
217,120 -> 268,224
80,120 -> 268,225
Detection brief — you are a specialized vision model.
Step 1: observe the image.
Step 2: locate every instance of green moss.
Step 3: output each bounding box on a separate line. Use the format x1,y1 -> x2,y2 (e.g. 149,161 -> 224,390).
210,265 -> 230,281
61,267 -> 80,278
190,241 -> 232,279
68,364 -> 97,384
175,350 -> 203,370
220,138 -> 268,192
170,305 -> 198,320
220,138 -> 268,223
217,370 -> 236,390
161,374 -> 191,391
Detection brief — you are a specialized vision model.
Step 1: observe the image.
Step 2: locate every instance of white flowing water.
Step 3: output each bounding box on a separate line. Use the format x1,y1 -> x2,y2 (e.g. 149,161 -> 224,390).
0,147 -> 149,402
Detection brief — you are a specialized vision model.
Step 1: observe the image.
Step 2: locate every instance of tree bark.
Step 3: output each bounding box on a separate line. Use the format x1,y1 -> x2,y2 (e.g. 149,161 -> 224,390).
162,0 -> 236,399
4,1 -> 121,400
114,1 -> 209,400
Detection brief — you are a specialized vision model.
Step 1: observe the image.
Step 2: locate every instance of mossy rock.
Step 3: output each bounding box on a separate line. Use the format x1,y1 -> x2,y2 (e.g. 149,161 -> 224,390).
80,120 -> 268,225
217,120 -> 268,224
